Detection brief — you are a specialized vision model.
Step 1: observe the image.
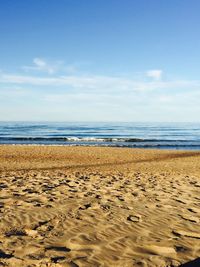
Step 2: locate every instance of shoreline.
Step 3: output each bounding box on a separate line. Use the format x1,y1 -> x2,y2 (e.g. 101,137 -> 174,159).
0,143 -> 200,151
0,146 -> 200,266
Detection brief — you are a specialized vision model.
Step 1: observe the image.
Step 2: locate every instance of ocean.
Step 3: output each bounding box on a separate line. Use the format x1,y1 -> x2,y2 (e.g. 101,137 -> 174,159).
0,122 -> 200,150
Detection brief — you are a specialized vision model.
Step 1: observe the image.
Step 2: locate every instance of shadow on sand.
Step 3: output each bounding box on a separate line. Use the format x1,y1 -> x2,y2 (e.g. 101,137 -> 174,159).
179,258 -> 200,267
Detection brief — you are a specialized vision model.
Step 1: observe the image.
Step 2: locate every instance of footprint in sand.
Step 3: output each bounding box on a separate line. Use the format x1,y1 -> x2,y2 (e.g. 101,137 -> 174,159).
25,229 -> 38,237
116,195 -> 125,201
5,229 -> 27,237
45,246 -> 71,264
46,246 -> 71,252
0,249 -> 13,259
188,207 -> 200,213
175,245 -> 189,253
79,203 -> 91,210
127,214 -> 142,222
172,230 -> 200,239
179,214 -> 199,223
51,256 -> 66,263
193,182 -> 200,187
173,198 -> 188,204
137,245 -> 176,257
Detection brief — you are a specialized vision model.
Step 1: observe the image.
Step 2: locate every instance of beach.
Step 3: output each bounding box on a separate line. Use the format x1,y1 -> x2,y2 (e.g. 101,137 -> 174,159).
0,146 -> 200,267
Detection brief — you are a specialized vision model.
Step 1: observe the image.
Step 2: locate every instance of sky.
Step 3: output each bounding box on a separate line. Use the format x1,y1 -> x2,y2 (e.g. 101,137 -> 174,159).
0,0 -> 200,122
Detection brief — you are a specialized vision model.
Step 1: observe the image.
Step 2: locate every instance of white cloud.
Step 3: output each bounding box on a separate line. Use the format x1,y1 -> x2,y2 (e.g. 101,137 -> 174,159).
22,57 -> 63,74
33,58 -> 46,67
0,72 -> 200,94
146,69 -> 163,80
1,63 -> 200,121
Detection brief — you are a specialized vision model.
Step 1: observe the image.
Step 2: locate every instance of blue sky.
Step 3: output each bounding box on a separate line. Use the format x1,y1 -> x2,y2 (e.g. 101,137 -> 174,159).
0,0 -> 200,122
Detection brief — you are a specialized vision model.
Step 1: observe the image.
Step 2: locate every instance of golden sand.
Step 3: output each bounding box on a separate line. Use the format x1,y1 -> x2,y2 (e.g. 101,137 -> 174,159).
0,146 -> 200,267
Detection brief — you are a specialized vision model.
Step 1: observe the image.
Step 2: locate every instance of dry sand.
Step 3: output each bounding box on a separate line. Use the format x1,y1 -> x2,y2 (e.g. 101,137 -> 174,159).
0,146 -> 200,267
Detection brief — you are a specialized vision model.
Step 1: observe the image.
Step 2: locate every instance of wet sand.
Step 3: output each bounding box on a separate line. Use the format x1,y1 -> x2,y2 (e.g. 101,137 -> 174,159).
0,146 -> 200,267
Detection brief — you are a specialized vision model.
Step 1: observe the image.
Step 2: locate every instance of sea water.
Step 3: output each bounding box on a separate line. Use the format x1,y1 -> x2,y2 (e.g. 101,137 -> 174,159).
0,122 -> 200,150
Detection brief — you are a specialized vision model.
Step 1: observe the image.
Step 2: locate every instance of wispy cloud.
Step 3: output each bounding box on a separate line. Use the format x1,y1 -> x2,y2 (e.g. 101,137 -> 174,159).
1,61 -> 200,121
146,69 -> 163,81
6,59 -> 197,94
22,57 -> 64,74
0,72 -> 200,93
1,60 -> 200,110
22,58 -> 86,75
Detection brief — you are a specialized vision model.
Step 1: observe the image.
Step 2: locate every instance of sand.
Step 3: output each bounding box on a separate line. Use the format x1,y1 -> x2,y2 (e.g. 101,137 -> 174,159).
0,146 -> 200,267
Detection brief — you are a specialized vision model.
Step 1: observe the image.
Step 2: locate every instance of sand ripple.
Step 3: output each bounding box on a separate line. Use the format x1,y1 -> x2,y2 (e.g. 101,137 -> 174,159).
0,146 -> 200,266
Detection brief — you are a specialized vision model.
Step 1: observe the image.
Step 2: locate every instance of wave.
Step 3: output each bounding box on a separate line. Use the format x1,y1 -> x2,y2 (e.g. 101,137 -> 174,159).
0,137 -> 148,142
0,136 -> 199,143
